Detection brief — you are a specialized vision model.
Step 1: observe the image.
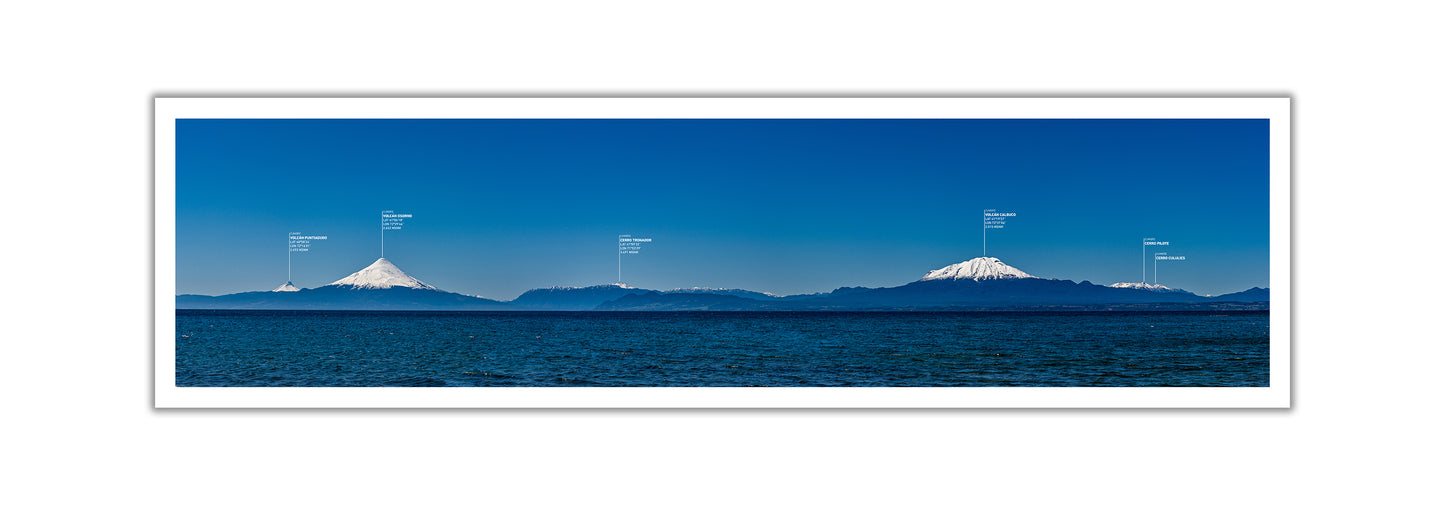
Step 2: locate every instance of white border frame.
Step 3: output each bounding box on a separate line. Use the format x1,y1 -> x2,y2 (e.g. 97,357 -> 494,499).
155,97 -> 1290,408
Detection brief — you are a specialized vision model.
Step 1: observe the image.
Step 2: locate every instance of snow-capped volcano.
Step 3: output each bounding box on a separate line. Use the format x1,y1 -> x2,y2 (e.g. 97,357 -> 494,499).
327,258 -> 438,290
921,257 -> 1037,281
271,281 -> 300,292
1108,282 -> 1188,293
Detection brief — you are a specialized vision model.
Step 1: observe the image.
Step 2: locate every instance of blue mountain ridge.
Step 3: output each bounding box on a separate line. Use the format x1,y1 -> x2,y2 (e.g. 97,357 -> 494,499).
596,279 -> 1267,311
176,285 -> 508,310
176,258 -> 1268,311
509,285 -> 658,310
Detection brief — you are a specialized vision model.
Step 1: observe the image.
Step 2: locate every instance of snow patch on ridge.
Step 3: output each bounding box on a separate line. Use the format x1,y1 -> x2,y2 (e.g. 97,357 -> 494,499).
328,258 -> 438,290
668,287 -> 779,297
921,257 -> 1037,281
1108,282 -> 1188,293
538,283 -> 635,291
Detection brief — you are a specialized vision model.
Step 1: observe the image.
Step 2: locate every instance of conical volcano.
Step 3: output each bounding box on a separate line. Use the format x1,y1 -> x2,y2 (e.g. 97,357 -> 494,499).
920,257 -> 1037,281
271,281 -> 300,292
327,258 -> 438,290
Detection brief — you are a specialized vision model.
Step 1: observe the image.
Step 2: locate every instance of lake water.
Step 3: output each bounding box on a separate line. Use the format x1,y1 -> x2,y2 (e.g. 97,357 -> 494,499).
175,310 -> 1269,387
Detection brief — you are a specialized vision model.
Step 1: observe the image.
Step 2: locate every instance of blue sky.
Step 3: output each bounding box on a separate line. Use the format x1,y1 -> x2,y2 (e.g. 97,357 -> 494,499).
176,118 -> 1270,299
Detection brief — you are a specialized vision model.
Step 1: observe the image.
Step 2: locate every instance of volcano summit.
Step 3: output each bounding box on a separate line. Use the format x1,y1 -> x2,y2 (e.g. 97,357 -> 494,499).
327,258 -> 438,290
177,258 -> 504,310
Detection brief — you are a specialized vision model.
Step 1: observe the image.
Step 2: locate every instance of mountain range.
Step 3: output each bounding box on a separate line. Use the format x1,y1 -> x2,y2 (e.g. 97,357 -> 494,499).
177,256 -> 1269,311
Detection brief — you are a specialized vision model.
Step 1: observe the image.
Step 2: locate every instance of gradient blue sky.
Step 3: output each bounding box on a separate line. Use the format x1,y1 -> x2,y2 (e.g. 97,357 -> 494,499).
176,118 -> 1269,299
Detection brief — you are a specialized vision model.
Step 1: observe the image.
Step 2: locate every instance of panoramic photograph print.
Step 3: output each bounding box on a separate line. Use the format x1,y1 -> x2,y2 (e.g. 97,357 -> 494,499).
158,98 -> 1288,407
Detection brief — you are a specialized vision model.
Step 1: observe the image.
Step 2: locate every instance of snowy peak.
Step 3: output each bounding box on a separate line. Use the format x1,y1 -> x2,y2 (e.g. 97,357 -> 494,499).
533,283 -> 638,292
1108,282 -> 1188,293
921,257 -> 1037,281
665,287 -> 781,300
272,281 -> 300,292
327,258 -> 438,290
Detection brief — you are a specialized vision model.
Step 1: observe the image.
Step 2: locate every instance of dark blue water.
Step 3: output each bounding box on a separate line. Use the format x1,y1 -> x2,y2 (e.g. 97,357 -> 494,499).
175,310 -> 1269,387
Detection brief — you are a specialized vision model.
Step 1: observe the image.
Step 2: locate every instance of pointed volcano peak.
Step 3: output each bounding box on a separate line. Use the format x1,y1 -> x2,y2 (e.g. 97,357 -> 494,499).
271,281 -> 300,292
327,257 -> 438,290
921,257 -> 1037,281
